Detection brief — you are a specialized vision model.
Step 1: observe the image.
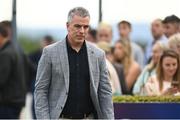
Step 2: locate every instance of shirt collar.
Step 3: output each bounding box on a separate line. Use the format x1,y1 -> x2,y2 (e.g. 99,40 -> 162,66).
66,35 -> 86,53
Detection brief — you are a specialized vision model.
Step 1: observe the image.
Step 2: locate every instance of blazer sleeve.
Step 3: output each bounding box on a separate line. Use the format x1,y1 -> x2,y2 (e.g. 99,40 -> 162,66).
98,52 -> 114,119
34,48 -> 51,119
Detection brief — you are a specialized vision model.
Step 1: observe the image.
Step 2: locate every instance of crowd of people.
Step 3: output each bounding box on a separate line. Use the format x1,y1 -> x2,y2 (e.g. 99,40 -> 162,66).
0,10 -> 180,118
86,15 -> 180,96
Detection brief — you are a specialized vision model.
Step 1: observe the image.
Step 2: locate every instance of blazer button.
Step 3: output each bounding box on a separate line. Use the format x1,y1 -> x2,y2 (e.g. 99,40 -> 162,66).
61,106 -> 63,109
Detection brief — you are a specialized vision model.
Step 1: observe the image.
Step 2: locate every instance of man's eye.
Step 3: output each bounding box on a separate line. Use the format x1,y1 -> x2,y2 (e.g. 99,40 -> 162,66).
74,25 -> 81,28
84,25 -> 89,29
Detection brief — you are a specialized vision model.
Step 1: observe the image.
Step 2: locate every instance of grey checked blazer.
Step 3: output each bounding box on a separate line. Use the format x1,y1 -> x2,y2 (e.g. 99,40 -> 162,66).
34,38 -> 114,119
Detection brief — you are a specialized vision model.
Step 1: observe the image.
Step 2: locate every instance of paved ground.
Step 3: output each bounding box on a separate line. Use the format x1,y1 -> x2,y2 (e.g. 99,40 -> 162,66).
20,93 -> 33,119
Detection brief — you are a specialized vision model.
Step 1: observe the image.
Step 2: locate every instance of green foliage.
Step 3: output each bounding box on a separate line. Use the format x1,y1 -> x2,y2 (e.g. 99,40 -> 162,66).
17,35 -> 40,54
113,95 -> 180,103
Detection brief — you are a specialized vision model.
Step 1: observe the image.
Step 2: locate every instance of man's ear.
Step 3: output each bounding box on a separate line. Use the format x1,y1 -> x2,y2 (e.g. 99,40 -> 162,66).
175,23 -> 179,31
66,22 -> 69,29
66,22 -> 70,32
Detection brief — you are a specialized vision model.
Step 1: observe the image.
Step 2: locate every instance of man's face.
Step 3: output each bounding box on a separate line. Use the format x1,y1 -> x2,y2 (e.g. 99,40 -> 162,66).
151,20 -> 164,39
0,34 -> 5,47
118,24 -> 131,38
86,33 -> 96,43
40,40 -> 53,48
163,23 -> 178,38
67,15 -> 90,44
97,28 -> 112,43
0,35 -> 3,46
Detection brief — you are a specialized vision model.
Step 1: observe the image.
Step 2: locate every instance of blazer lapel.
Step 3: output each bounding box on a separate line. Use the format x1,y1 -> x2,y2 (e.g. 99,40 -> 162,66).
86,42 -> 97,88
58,39 -> 69,91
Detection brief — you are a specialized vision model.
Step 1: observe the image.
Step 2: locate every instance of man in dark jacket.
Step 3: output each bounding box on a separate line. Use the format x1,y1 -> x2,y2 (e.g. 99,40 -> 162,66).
0,24 -> 26,118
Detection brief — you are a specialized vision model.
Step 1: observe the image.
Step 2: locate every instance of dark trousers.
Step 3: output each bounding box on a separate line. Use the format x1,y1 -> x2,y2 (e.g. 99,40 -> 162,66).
0,105 -> 22,119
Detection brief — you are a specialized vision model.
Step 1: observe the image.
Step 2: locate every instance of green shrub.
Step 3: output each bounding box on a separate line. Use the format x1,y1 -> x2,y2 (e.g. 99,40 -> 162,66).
113,95 -> 180,103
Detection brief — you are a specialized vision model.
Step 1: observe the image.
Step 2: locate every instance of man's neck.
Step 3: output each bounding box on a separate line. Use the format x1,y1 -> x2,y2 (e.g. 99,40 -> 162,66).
67,35 -> 84,52
121,36 -> 129,39
0,38 -> 8,49
154,35 -> 163,41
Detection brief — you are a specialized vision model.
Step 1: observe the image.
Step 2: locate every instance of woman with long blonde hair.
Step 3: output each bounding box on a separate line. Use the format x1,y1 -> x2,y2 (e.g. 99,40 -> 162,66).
113,39 -> 141,94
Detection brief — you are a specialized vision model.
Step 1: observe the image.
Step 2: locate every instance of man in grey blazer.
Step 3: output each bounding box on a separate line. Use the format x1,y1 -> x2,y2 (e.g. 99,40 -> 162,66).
34,7 -> 114,119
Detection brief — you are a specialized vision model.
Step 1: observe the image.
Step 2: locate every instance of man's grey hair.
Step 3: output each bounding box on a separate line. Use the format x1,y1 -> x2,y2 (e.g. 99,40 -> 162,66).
67,7 -> 90,23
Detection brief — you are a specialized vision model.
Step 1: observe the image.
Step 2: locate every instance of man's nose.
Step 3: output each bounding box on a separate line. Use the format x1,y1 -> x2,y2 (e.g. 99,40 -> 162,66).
79,27 -> 85,33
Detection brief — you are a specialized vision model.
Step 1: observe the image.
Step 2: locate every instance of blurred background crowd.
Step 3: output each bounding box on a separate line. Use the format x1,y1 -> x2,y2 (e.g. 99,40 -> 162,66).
0,0 -> 180,119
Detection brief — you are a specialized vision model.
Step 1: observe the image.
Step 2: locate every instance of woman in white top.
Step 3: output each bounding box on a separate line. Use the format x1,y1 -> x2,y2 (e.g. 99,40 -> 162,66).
145,50 -> 180,96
